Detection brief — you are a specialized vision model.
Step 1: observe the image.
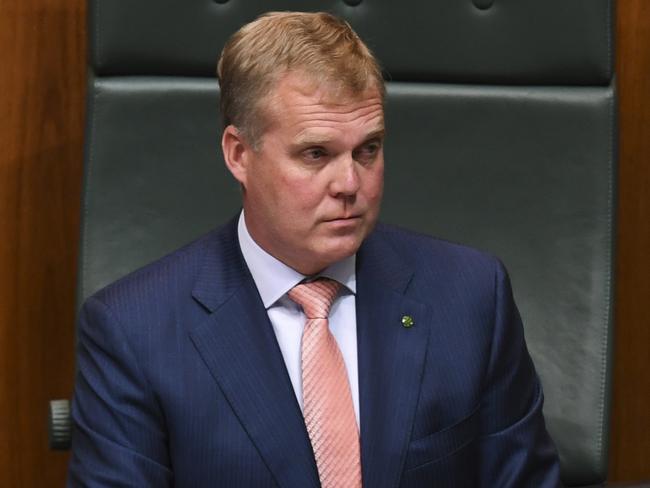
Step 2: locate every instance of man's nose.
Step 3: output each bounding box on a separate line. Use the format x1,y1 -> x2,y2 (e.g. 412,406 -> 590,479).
330,155 -> 361,197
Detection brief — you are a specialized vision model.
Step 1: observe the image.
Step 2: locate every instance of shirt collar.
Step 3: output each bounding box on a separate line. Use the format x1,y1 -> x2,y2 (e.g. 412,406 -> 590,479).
237,211 -> 356,309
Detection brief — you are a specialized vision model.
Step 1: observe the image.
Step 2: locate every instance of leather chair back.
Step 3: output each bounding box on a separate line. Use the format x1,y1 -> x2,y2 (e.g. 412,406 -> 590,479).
80,2 -> 615,485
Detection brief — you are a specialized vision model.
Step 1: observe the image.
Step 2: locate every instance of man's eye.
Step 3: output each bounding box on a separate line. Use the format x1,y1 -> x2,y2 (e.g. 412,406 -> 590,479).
303,147 -> 327,161
354,142 -> 381,162
364,143 -> 379,155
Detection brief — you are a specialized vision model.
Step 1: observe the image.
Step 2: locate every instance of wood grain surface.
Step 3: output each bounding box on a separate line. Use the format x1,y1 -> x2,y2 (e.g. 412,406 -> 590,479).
609,0 -> 650,482
0,0 -> 86,485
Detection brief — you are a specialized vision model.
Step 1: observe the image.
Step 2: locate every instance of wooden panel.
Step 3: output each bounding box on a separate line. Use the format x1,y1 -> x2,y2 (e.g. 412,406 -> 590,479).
0,0 -> 86,486
609,0 -> 650,482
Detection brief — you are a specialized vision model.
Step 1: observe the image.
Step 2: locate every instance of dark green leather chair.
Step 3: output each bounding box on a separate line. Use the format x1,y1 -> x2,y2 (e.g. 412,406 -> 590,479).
52,1 -> 621,486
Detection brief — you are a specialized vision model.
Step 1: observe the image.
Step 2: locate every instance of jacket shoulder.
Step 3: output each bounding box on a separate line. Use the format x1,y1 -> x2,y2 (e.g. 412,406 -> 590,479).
372,222 -> 503,273
88,220 -> 237,316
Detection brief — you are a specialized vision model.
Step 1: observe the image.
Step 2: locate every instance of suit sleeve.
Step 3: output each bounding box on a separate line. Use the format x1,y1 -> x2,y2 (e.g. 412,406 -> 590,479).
68,296 -> 173,487
478,261 -> 562,487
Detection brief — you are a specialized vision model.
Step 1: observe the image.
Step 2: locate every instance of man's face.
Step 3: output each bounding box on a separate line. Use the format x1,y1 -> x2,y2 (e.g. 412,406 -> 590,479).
225,72 -> 384,275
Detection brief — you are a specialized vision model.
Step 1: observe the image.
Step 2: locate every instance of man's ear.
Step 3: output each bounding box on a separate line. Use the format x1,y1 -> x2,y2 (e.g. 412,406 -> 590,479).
222,125 -> 251,187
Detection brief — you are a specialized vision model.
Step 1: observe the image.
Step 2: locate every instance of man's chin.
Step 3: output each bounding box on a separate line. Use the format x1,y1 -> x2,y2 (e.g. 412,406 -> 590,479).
296,224 -> 374,273
318,235 -> 364,263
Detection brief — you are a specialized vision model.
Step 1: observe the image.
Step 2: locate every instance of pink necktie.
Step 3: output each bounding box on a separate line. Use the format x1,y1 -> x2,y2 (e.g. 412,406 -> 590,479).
288,278 -> 362,488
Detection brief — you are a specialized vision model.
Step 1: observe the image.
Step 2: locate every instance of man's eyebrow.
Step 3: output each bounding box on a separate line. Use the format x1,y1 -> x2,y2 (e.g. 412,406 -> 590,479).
363,128 -> 385,141
293,127 -> 386,148
293,133 -> 335,147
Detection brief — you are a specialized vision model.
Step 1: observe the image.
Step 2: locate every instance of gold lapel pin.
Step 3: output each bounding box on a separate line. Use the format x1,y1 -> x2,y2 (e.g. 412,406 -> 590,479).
401,315 -> 414,328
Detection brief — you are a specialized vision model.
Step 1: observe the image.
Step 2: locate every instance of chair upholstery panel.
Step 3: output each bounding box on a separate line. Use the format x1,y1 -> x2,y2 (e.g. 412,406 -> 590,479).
90,0 -> 612,85
80,77 -> 615,486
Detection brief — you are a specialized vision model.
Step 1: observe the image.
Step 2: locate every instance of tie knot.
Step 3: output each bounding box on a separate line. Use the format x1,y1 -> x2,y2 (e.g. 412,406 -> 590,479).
288,278 -> 342,319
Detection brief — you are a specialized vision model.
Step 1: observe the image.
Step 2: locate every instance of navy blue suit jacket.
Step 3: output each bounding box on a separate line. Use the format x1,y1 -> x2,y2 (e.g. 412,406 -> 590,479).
69,218 -> 561,487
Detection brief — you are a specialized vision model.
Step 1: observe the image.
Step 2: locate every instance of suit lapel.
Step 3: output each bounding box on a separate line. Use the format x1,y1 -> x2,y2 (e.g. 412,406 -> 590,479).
189,220 -> 320,488
187,221 -> 430,488
356,229 -> 431,488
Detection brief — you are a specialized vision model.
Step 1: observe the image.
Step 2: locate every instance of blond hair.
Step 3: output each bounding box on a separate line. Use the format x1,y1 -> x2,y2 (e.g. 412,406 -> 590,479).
217,11 -> 385,147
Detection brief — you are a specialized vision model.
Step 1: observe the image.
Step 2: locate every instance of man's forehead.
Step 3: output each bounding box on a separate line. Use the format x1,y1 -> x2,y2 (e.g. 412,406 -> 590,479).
289,102 -> 384,144
259,70 -> 384,142
265,70 -> 379,107
295,71 -> 379,98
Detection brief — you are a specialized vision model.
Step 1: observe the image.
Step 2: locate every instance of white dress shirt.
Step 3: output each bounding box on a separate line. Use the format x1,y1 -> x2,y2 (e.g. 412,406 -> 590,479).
237,211 -> 360,426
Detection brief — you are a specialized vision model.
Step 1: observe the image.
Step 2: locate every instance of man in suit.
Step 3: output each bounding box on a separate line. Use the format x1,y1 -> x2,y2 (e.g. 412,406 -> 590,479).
69,11 -> 561,487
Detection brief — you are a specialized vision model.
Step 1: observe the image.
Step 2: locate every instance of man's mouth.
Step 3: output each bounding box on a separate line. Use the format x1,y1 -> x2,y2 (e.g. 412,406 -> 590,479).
325,216 -> 360,222
324,213 -> 363,222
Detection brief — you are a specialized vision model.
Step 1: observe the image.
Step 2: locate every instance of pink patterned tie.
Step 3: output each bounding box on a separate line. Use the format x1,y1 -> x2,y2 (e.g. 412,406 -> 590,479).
288,278 -> 362,488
